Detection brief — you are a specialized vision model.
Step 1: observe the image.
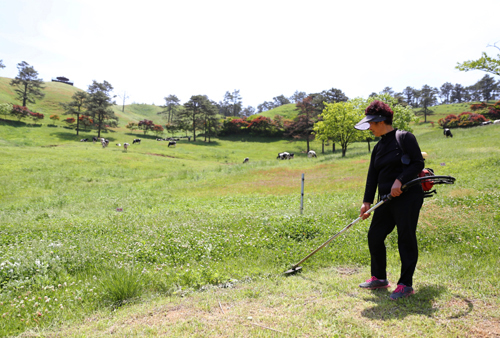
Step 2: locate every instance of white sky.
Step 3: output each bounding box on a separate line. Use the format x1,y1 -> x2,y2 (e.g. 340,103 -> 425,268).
1,0 -> 499,108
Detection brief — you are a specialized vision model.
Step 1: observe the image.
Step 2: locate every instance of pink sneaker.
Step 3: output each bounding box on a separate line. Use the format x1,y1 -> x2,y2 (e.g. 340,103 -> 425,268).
359,276 -> 390,289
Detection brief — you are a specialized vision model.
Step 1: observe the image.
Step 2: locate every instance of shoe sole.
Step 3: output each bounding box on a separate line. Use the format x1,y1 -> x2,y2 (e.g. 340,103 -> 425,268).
390,290 -> 415,300
359,284 -> 390,290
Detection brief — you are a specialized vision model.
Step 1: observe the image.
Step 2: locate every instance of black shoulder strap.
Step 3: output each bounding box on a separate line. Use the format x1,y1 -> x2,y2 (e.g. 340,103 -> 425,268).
395,129 -> 406,154
395,129 -> 411,165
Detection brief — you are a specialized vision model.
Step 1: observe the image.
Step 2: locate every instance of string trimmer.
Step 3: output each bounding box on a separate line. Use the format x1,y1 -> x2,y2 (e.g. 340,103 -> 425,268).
284,174 -> 456,275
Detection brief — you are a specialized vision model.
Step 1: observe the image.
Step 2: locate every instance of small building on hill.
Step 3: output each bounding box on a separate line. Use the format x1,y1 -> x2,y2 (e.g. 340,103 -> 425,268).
51,76 -> 74,86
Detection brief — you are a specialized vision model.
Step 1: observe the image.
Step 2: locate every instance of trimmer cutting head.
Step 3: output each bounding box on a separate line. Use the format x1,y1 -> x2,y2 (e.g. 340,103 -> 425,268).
284,266 -> 302,276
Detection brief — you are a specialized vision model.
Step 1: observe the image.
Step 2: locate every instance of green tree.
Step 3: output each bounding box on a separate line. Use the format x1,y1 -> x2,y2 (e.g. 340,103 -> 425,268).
0,102 -> 12,121
290,90 -> 307,103
439,82 -> 453,104
456,44 -> 500,77
200,99 -> 218,142
0,60 -> 5,69
314,100 -> 366,157
60,91 -> 87,136
286,96 -> 319,152
477,74 -> 498,102
85,80 -> 118,138
9,61 -> 45,107
181,95 -> 210,141
159,95 -> 180,124
416,85 -> 438,123
273,94 -> 290,107
126,121 -> 139,133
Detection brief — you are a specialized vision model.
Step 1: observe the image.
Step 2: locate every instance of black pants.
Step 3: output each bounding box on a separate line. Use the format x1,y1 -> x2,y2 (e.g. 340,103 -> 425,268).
367,191 -> 423,286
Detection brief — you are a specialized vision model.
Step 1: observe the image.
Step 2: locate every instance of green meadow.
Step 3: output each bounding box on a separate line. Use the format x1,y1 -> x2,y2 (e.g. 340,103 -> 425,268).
0,85 -> 499,336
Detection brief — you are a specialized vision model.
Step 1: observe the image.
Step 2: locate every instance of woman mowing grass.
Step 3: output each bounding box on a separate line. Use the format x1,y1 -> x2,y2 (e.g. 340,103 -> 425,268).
355,100 -> 425,300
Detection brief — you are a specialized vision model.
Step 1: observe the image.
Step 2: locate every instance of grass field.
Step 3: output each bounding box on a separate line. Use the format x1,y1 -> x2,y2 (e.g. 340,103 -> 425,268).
1,83 -> 499,336
1,109 -> 499,337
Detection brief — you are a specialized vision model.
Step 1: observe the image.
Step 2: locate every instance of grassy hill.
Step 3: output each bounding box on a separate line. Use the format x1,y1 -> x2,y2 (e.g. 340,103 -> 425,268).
0,77 -> 165,127
250,103 -> 299,120
0,104 -> 499,336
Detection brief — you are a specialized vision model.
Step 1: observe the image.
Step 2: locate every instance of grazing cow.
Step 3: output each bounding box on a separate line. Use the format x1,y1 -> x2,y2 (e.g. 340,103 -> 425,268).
101,138 -> 109,148
168,141 -> 176,147
443,128 -> 453,138
156,138 -> 163,141
80,138 -> 88,142
116,143 -> 121,146
243,157 -> 249,163
481,121 -> 492,126
124,143 -> 129,151
494,119 -> 500,124
92,136 -> 98,143
277,152 -> 290,160
308,150 -> 317,158
133,138 -> 141,144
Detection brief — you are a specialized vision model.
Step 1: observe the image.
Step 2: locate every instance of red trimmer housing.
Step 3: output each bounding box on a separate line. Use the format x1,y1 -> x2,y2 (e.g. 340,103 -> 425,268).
419,168 -> 436,197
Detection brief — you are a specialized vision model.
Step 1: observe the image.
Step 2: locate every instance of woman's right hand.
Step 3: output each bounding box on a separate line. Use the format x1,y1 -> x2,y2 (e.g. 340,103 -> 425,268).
360,202 -> 372,220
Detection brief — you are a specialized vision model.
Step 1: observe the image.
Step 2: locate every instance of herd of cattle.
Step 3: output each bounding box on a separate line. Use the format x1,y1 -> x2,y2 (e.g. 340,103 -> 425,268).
78,122 -> 499,161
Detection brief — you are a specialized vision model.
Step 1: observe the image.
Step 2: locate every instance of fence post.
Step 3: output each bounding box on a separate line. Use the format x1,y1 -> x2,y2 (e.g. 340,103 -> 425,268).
300,173 -> 305,214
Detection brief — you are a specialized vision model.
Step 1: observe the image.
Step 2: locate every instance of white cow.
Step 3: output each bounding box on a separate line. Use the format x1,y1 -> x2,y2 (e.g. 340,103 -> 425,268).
124,143 -> 130,151
308,150 -> 317,158
494,119 -> 500,124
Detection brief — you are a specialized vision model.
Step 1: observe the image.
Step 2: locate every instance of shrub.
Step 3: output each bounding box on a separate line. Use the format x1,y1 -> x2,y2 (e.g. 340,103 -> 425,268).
11,105 -> 31,121
29,112 -> 44,124
438,112 -> 488,128
49,114 -> 60,121
63,117 -> 76,125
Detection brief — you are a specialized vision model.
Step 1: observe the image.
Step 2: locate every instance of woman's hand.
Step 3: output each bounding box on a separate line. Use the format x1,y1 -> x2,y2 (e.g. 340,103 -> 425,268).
391,179 -> 403,197
360,202 -> 372,220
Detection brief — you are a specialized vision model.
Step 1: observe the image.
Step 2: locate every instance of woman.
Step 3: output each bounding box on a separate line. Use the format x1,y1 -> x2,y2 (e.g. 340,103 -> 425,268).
354,100 -> 425,300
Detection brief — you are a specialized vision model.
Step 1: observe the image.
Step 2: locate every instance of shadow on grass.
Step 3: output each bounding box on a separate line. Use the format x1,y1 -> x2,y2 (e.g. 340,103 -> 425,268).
360,284 -> 464,320
50,131 -> 117,142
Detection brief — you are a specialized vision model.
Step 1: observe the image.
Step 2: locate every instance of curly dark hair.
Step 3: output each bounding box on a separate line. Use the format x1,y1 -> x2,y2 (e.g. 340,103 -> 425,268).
365,100 -> 393,125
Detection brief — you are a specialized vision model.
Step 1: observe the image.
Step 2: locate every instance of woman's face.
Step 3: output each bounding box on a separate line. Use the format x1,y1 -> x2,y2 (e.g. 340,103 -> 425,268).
368,121 -> 385,137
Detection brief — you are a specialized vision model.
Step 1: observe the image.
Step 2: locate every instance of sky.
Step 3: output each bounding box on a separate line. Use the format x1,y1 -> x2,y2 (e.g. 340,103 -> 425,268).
1,0 -> 499,108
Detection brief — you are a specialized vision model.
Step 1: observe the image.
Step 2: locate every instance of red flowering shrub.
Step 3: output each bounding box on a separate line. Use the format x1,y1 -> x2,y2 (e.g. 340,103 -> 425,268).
220,118 -> 250,135
64,117 -> 76,124
470,100 -> 500,119
11,105 -> 31,121
138,119 -> 154,134
152,124 -> 164,136
438,112 -> 488,128
29,112 -> 44,123
49,114 -> 60,121
79,115 -> 94,129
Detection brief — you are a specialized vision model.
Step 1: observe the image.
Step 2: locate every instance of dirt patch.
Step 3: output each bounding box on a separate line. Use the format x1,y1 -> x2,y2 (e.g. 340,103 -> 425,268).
146,153 -> 175,158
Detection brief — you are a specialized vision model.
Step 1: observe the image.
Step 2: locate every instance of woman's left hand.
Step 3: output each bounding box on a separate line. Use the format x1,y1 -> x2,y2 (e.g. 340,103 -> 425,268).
391,179 -> 403,197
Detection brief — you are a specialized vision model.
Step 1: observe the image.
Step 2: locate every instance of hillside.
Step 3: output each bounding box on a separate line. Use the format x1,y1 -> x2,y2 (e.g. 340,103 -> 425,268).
0,77 -> 165,127
250,103 -> 298,120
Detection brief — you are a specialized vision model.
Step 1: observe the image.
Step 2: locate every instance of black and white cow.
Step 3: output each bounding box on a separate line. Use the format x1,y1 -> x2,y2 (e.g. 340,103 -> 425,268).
168,141 -> 176,147
277,152 -> 290,160
92,136 -> 98,143
80,138 -> 88,142
443,128 -> 453,138
124,143 -> 129,151
243,157 -> 249,163
133,138 -> 141,144
308,150 -> 317,158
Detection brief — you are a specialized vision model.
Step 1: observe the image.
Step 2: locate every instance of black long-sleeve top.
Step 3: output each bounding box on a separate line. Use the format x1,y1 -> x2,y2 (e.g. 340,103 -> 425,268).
363,129 -> 425,204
